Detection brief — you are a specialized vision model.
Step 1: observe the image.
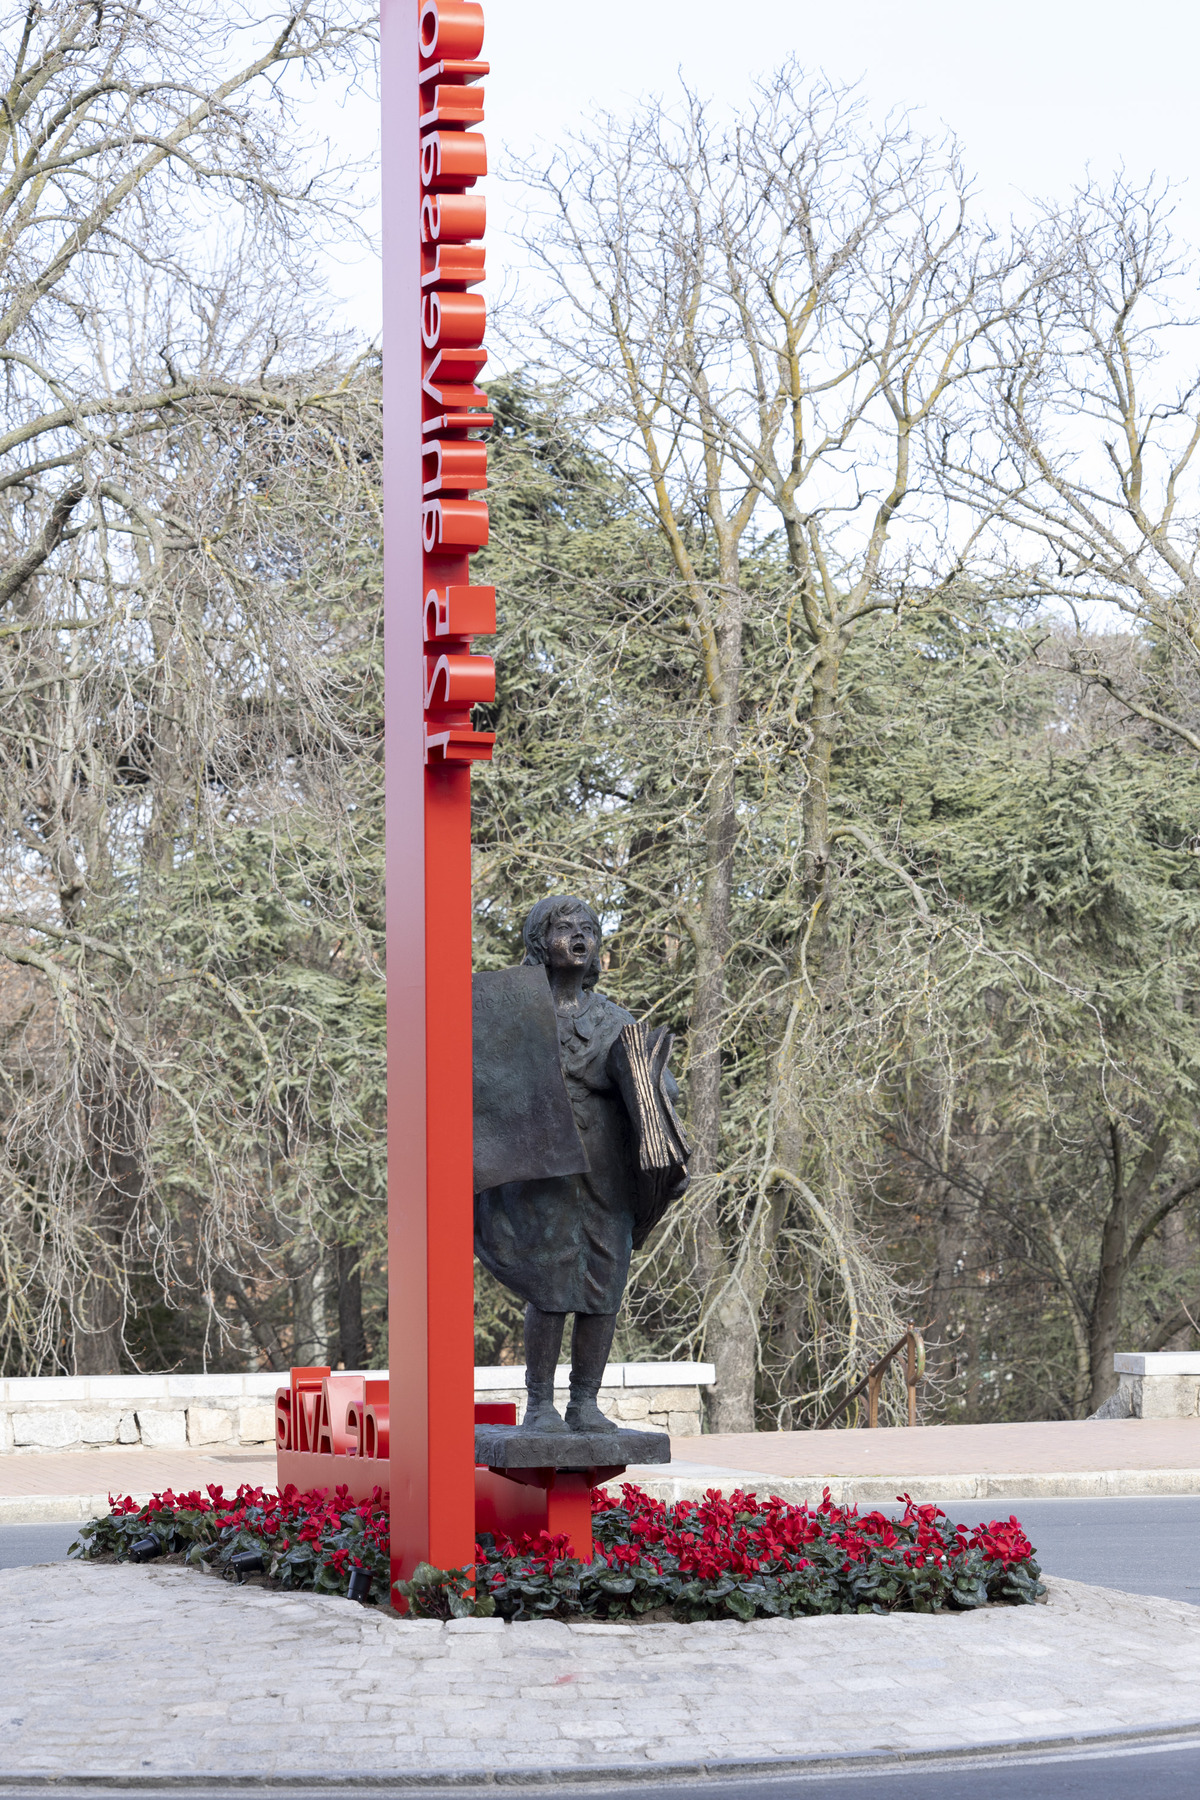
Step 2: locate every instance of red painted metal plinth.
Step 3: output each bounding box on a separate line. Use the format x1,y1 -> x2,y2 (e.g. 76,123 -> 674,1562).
475,1468 -> 597,1560
276,1450 -> 388,1509
275,1449 -> 604,1563
471,1400 -> 616,1560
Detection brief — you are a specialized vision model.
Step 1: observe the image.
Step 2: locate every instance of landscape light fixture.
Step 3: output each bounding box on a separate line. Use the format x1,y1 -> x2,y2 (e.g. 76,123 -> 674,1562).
347,1567 -> 373,1604
225,1550 -> 265,1583
128,1536 -> 162,1563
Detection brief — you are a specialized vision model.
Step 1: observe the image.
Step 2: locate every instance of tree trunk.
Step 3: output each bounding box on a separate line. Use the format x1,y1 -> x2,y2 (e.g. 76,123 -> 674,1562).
703,1188 -> 789,1434
1089,1129 -> 1137,1411
335,1243 -> 368,1369
1089,1178 -> 1131,1411
219,1271 -> 288,1370
692,738 -> 750,1428
72,1269 -> 125,1375
798,636 -> 840,918
702,628 -> 849,1430
691,567 -> 754,1426
1090,1125 -> 1174,1407
293,1240 -> 328,1366
1160,1211 -> 1194,1350
925,1178 -> 977,1402
74,1059 -> 148,1374
1088,1263 -> 1126,1411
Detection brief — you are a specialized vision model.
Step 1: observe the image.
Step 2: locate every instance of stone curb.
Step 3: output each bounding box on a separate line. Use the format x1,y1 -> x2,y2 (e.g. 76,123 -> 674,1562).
0,1492 -> 150,1525
630,1468 -> 1200,1505
3,1719 -> 1200,1791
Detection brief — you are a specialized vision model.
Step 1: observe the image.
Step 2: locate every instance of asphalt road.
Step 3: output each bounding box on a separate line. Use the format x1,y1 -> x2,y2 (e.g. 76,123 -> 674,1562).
4,1498 -> 1200,1798
890,1493 -> 1200,1606
582,1739 -> 1200,1799
10,1747 -> 1200,1800
0,1519 -> 80,1568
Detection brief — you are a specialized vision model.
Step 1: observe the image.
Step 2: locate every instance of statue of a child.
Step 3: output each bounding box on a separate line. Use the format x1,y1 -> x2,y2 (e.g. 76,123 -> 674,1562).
474,895 -> 688,1433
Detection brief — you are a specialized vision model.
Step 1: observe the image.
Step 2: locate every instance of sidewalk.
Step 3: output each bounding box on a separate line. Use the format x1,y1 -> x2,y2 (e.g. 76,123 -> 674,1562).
0,1447 -> 278,1523
5,1417 -> 1200,1523
627,1416 -> 1200,1505
2,1560 -> 1200,1783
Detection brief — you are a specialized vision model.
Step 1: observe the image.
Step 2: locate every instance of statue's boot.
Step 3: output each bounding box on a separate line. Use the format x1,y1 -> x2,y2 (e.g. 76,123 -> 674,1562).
518,1389 -> 572,1432
520,1386 -> 571,1434
564,1388 -> 616,1433
520,1304 -> 570,1434
565,1310 -> 619,1433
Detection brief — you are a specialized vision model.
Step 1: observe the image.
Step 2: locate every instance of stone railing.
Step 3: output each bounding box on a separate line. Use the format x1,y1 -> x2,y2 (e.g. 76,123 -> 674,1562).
1099,1353 -> 1200,1419
0,1362 -> 716,1453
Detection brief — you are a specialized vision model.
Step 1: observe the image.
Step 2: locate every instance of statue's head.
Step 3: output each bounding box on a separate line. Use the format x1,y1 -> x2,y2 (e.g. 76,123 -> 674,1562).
522,894 -> 603,990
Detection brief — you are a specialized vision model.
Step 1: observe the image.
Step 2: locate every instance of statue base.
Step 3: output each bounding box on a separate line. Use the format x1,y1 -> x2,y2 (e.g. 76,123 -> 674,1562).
474,1423 -> 670,1469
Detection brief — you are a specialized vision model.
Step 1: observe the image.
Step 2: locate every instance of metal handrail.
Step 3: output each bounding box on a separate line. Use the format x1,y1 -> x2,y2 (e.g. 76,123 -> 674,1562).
818,1325 -> 926,1429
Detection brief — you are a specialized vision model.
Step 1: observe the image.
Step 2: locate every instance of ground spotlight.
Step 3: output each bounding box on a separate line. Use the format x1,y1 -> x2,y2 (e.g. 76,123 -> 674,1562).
225,1549 -> 265,1583
128,1536 -> 162,1563
347,1567 -> 373,1604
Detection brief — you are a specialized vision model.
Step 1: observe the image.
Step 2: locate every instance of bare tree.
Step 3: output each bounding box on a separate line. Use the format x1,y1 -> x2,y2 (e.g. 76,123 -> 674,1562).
939,177 -> 1200,751
513,66 -> 1037,1426
0,0 -> 381,1374
1,0 -> 368,606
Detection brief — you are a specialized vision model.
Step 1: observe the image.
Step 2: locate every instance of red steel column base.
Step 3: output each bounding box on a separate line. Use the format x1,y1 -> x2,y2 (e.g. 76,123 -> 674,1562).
474,1464 -> 627,1562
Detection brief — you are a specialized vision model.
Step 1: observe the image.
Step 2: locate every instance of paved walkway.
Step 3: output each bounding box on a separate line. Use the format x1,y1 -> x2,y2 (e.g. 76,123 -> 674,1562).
627,1417 -> 1200,1504
0,1446 -> 278,1522
1,1561 -> 1198,1781
6,1418 -> 1200,1522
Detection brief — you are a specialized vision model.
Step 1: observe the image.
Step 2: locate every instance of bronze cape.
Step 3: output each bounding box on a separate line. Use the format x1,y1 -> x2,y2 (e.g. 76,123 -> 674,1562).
474,988 -> 683,1315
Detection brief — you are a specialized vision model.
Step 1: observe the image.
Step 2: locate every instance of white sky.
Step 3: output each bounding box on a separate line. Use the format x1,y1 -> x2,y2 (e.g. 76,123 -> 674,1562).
321,0 -> 1200,350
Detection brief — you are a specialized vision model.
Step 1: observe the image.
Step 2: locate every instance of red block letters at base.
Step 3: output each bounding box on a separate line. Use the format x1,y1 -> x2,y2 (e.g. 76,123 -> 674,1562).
275,1374 -> 622,1561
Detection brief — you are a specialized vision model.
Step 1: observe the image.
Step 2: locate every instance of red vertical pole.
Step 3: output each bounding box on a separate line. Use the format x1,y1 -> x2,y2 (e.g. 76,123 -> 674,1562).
383,0 -> 495,1591
422,758 -> 476,1571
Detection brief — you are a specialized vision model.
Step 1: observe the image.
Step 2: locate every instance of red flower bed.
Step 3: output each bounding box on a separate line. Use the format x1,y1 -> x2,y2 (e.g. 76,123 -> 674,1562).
404,1483 -> 1045,1621
77,1479 -> 1045,1621
77,1482 -> 391,1597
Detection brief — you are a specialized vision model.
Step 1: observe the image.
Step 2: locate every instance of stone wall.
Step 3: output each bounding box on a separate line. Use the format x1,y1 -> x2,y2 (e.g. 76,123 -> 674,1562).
0,1374 -> 281,1454
474,1362 -> 715,1437
0,1363 -> 716,1453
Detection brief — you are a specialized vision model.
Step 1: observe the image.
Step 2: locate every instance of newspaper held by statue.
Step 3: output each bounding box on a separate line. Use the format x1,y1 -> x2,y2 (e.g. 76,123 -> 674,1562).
607,1020 -> 690,1248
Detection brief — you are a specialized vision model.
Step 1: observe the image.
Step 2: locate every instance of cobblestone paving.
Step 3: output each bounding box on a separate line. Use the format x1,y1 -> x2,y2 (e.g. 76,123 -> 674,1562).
1,1563 -> 1200,1778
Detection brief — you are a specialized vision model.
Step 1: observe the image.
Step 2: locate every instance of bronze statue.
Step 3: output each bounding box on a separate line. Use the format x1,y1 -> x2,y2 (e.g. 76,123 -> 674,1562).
473,896 -> 688,1435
